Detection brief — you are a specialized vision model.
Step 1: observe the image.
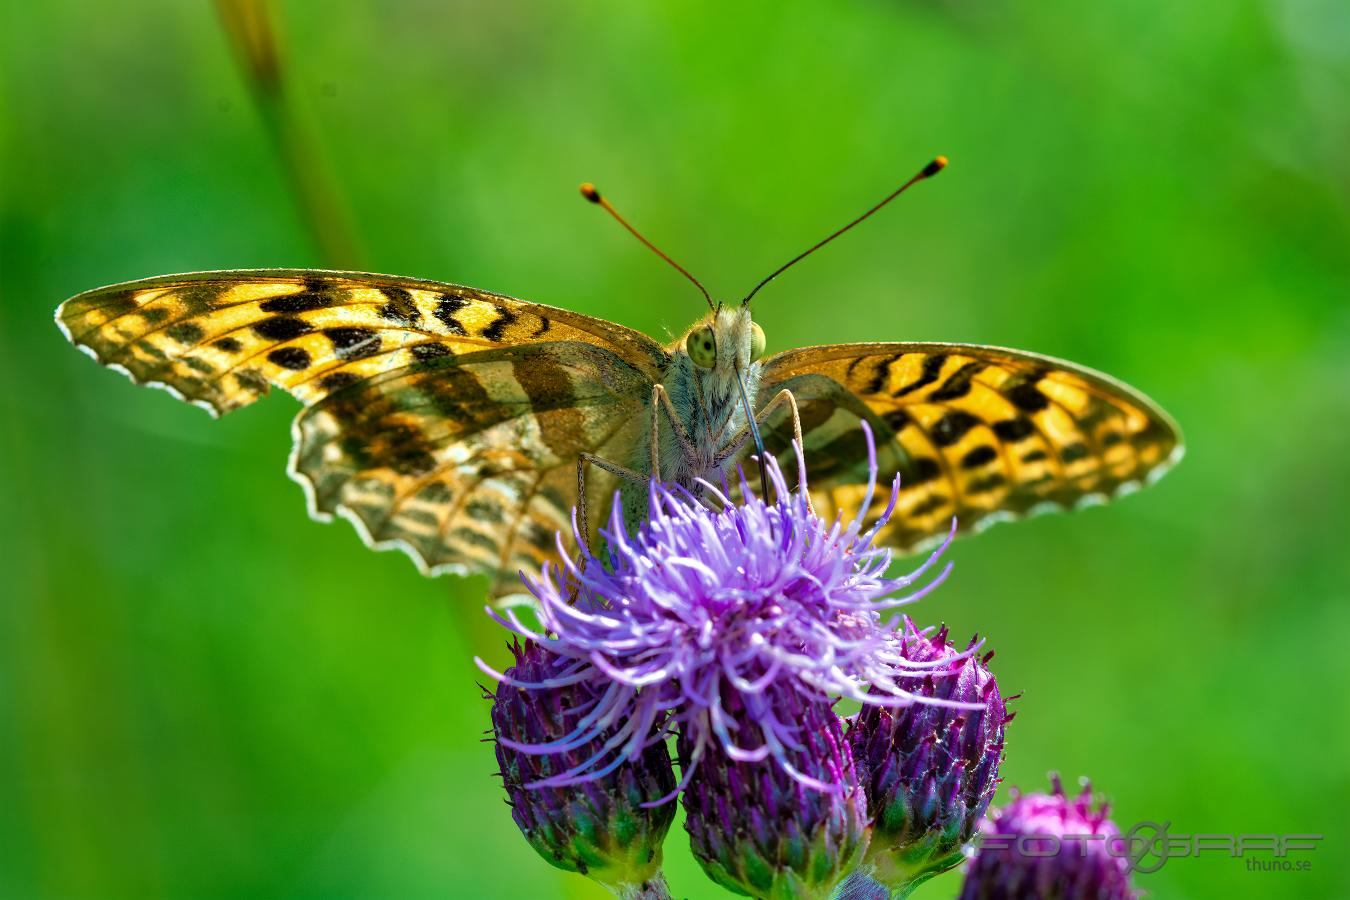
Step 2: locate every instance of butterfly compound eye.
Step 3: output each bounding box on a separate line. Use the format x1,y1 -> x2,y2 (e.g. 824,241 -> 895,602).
688,326 -> 717,368
749,322 -> 766,361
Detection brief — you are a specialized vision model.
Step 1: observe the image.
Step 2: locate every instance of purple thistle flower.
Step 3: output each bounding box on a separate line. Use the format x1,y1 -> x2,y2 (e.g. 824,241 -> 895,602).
958,775 -> 1139,900
490,639 -> 676,895
680,688 -> 869,900
478,424 -> 977,796
848,620 -> 1010,896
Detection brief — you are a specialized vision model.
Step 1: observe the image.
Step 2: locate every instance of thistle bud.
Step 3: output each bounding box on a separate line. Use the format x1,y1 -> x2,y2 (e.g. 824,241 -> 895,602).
680,687 -> 869,900
958,775 -> 1138,900
490,640 -> 676,895
847,622 -> 1008,895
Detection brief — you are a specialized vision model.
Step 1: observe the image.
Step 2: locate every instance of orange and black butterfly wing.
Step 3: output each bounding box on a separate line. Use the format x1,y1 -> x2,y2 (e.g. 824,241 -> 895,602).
756,342 -> 1183,551
57,270 -> 667,590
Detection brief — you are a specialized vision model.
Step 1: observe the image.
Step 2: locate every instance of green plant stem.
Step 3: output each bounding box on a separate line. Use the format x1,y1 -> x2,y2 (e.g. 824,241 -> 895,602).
614,872 -> 673,900
215,0 -> 364,268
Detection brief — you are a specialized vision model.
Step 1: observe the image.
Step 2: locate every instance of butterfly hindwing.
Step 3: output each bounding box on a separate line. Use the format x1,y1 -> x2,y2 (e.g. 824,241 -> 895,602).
757,342 -> 1183,551
291,342 -> 652,588
57,270 -> 666,588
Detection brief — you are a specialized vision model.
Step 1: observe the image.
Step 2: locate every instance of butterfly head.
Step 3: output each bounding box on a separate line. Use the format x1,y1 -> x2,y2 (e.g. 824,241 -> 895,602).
683,304 -> 766,376
672,304 -> 768,469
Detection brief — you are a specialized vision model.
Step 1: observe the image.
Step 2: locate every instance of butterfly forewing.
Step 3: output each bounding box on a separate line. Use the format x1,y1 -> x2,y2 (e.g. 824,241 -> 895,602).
57,270 -> 667,590
757,343 -> 1182,552
57,270 -> 666,415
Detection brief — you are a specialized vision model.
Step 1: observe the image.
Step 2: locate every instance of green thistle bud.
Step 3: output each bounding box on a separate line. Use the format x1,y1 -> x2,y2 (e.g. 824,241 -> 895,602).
679,687 -> 869,900
847,623 -> 1009,897
489,640 -> 676,896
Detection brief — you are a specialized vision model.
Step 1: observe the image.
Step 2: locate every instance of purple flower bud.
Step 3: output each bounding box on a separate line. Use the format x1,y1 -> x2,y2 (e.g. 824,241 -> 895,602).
958,775 -> 1139,900
680,687 -> 869,900
490,639 -> 676,894
847,620 -> 1009,895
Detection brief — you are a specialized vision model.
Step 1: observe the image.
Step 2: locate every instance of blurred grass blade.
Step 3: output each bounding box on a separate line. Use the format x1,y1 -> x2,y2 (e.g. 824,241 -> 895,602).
215,0 -> 364,268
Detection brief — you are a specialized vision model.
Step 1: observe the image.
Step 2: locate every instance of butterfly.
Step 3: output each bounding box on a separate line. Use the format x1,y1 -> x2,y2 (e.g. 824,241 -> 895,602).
55,159 -> 1182,595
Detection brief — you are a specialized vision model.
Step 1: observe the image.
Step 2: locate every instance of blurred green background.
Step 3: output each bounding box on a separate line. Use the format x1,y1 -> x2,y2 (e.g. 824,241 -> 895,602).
3,1 -> 1348,898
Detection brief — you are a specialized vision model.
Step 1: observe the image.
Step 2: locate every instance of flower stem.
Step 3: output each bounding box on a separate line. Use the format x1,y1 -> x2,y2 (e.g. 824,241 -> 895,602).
833,871 -> 890,899
214,0 -> 365,268
614,873 -> 672,900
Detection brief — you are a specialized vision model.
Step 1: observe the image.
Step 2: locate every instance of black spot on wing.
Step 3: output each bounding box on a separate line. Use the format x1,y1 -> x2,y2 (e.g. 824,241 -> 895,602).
966,473 -> 1007,495
1077,403 -> 1114,434
325,328 -> 382,361
418,481 -> 453,504
379,287 -> 422,325
960,446 -> 998,469
1060,442 -> 1090,463
931,411 -> 981,447
453,527 -> 501,555
235,369 -> 268,394
399,509 -> 440,528
893,354 -> 947,397
845,354 -> 867,386
482,305 -> 518,342
865,353 -> 902,395
388,426 -> 438,476
134,340 -> 166,361
174,286 -> 221,316
1131,418 -> 1171,449
928,361 -> 983,402
993,417 -> 1035,442
434,295 -> 469,335
341,420 -> 438,478
1005,380 -> 1049,413
412,342 -> 452,361
254,316 -> 313,341
214,337 -> 243,353
467,498 -> 505,524
166,322 -> 204,345
268,347 -> 312,370
521,521 -> 554,552
414,357 -> 499,429
260,289 -> 337,313
319,371 -> 362,394
910,495 -> 949,517
879,409 -> 911,433
905,456 -> 942,485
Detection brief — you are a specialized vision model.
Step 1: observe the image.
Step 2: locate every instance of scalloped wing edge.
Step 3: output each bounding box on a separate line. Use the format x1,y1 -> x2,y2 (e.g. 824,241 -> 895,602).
283,413 -> 486,581
896,438 -> 1186,556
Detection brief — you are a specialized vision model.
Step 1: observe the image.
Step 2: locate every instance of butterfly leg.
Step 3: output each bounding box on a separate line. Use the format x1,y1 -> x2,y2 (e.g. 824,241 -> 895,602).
649,384 -> 698,481
717,388 -> 810,506
575,452 -> 647,557
565,452 -> 648,605
718,388 -> 804,466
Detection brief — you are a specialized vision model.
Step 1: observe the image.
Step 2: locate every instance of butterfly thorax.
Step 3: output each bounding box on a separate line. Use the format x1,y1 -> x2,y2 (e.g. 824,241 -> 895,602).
638,305 -> 763,491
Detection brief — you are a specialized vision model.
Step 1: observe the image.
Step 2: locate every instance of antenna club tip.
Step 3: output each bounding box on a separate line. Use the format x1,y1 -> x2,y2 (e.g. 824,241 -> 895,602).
579,183 -> 601,203
923,156 -> 948,178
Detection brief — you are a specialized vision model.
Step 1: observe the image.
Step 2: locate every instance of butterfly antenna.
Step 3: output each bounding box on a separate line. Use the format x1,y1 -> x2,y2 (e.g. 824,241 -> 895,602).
740,156 -> 947,306
580,183 -> 715,311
